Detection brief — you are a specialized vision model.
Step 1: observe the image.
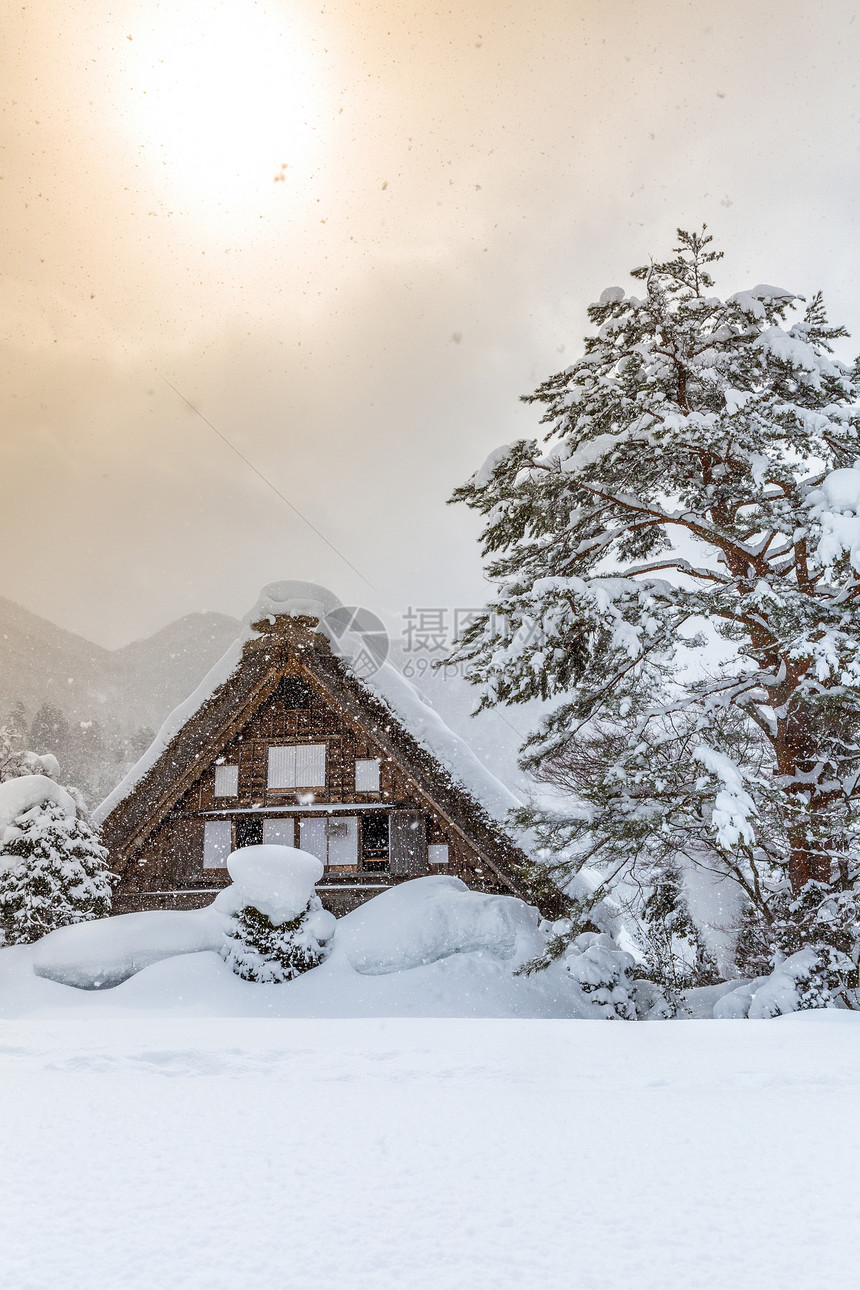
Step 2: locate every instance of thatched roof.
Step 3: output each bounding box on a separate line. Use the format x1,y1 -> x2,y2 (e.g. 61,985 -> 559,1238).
97,582 -> 533,899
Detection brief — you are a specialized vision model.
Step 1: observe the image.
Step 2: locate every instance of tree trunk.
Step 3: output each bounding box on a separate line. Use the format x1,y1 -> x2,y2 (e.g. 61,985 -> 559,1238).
788,822 -> 831,893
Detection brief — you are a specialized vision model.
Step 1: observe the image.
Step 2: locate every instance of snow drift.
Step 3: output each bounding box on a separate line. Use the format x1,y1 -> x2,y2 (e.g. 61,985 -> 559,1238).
33,907 -> 229,990
335,875 -> 544,974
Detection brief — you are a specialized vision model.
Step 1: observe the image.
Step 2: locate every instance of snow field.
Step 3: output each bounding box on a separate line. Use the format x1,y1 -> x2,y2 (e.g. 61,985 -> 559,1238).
3,1013 -> 859,1290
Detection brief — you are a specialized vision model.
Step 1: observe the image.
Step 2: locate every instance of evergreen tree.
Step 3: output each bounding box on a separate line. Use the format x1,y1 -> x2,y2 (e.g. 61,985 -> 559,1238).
0,722 -> 59,783
29,702 -> 70,755
0,724 -> 23,782
639,867 -> 721,997
221,894 -> 334,983
4,700 -> 28,741
448,227 -> 860,988
0,800 -> 112,944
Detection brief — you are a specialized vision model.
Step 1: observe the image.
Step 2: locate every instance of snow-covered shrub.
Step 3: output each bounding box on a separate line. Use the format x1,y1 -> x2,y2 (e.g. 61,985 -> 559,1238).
721,882 -> 860,1016
561,932 -> 639,1020
638,867 -> 721,1000
216,844 -> 335,984
0,796 -> 112,945
0,731 -> 61,786
716,946 -> 853,1020
221,898 -> 334,983
754,946 -> 854,1017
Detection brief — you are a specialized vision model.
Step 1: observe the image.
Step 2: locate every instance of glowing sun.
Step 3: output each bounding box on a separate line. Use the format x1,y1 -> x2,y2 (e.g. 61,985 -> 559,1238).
119,4 -> 324,214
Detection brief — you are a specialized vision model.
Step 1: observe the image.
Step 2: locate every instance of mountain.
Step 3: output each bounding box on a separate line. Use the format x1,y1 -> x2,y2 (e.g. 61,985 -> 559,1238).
0,597 -> 241,803
108,612 -> 245,731
0,595 -> 241,732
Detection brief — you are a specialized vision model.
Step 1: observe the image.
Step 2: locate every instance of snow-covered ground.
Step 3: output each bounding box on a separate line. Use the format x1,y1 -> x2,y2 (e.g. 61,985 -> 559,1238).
3,866 -> 858,1286
3,1012 -> 858,1290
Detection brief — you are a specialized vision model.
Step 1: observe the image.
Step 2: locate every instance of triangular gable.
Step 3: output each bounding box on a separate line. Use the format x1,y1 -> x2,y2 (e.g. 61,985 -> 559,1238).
100,620 -> 531,899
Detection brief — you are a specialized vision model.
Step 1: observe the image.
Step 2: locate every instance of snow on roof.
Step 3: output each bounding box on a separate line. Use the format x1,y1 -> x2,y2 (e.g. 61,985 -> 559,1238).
94,582 -> 523,834
244,580 -> 343,626
360,656 -> 522,826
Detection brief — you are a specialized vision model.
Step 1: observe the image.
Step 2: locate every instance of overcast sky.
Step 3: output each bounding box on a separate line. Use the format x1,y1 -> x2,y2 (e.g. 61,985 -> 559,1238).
3,0 -> 860,647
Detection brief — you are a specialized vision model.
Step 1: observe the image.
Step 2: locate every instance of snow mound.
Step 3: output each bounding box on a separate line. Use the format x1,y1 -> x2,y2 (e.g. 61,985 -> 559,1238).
714,948 -> 849,1020
0,775 -> 77,841
336,875 -> 543,975
214,844 -> 324,925
245,580 -> 343,625
32,907 -> 229,989
26,854 -> 555,1000
30,847 -> 328,990
712,977 -> 767,1019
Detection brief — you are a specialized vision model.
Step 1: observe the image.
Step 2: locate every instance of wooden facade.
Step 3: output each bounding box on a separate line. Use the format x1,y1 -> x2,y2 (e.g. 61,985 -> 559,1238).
101,613 -> 531,916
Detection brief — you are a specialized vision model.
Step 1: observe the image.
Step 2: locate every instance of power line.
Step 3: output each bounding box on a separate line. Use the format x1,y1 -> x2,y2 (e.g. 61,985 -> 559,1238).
161,376 -> 378,593
162,377 -> 528,750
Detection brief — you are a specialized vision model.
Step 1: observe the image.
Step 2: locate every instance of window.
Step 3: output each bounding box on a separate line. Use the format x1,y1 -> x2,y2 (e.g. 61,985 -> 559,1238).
298,815 -> 359,866
235,816 -> 263,849
263,818 -> 295,846
267,743 -> 326,789
327,816 -> 358,866
214,764 -> 239,797
203,820 -> 232,869
275,676 -> 311,708
355,758 -> 381,792
428,844 -> 450,866
298,817 -> 327,862
362,812 -> 389,873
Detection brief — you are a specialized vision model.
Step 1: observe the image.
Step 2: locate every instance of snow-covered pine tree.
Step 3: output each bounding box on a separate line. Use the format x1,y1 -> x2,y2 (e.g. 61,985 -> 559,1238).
448,227 -> 860,987
221,893 -> 334,983
0,798 -> 112,944
638,864 -> 720,997
0,719 -> 38,782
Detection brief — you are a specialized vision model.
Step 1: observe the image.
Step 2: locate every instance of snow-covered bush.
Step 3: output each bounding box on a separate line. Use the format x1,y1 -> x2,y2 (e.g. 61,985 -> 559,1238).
562,932 -> 639,1020
724,881 -> 860,1015
716,944 -> 854,1019
0,726 -> 61,786
221,901 -> 334,984
216,845 -> 335,984
635,867 -> 722,1006
0,788 -> 112,945
520,917 -> 661,1019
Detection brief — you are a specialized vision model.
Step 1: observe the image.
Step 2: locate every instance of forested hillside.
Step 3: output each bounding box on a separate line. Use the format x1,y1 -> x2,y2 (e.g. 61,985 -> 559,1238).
0,598 -> 240,803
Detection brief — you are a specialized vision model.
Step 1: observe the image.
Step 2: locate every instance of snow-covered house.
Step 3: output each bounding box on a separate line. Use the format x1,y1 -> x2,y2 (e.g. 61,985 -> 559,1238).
95,583 -> 532,916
